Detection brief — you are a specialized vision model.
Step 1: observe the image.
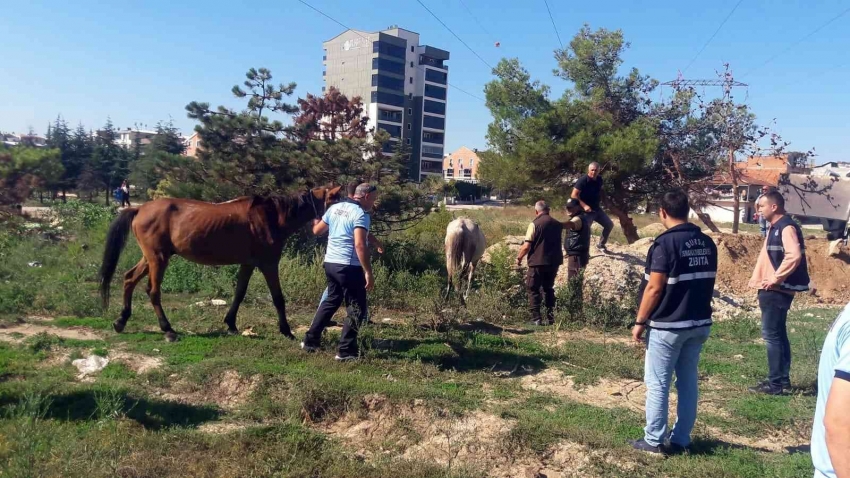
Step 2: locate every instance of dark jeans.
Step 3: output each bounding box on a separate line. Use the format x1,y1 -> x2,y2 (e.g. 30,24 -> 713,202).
758,290 -> 794,388
527,265 -> 559,323
304,263 -> 369,356
121,193 -> 131,208
566,252 -> 589,280
586,209 -> 614,247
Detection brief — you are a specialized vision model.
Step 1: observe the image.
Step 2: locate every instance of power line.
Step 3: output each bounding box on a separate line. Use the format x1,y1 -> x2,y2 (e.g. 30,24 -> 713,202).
415,0 -> 494,70
542,0 -> 563,49
458,0 -> 496,43
296,0 -> 486,102
682,0 -> 745,74
741,5 -> 850,78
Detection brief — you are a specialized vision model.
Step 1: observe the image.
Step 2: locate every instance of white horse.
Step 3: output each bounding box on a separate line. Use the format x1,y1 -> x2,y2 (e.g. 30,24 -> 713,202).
444,217 -> 486,302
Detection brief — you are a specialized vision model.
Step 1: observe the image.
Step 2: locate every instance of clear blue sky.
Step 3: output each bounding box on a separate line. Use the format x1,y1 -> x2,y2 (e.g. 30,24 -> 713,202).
1,0 -> 848,164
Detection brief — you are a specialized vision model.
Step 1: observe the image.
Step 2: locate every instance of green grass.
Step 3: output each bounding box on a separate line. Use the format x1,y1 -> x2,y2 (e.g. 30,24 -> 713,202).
0,201 -> 841,477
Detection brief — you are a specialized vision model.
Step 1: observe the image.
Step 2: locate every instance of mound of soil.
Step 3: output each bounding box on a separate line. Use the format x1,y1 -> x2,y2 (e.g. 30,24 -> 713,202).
483,225 -> 850,309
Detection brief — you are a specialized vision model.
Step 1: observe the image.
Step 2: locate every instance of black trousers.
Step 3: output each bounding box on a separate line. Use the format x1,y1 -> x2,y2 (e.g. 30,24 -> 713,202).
527,265 -> 559,323
304,263 -> 369,356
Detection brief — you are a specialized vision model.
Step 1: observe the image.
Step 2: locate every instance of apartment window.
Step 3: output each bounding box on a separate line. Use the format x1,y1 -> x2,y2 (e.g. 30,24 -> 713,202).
425,69 -> 448,85
409,77 -> 413,84
372,74 -> 404,91
422,145 -> 443,157
424,100 -> 446,115
411,46 -> 414,52
408,93 -> 413,99
424,84 -> 447,100
408,108 -> 412,115
406,138 -> 411,145
372,41 -> 405,59
423,115 -> 445,130
371,91 -> 405,107
372,57 -> 404,75
379,109 -> 403,122
377,122 -> 402,138
422,131 -> 444,144
410,61 -> 413,67
407,123 -> 411,130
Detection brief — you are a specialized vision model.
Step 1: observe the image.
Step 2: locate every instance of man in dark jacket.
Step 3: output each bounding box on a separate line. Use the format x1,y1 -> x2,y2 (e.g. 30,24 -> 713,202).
516,201 -> 564,325
571,162 -> 614,251
564,199 -> 591,280
747,190 -> 810,395
629,189 -> 718,455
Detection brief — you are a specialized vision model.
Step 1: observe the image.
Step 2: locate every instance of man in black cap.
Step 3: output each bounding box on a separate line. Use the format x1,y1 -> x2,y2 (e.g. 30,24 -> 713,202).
516,200 -> 564,326
564,198 -> 591,280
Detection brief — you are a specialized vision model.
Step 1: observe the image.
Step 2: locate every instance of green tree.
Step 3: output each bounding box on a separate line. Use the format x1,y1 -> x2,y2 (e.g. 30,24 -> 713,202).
91,118 -> 129,205
0,145 -> 63,207
46,115 -> 83,202
130,119 -> 187,198
160,67 -> 431,231
477,150 -> 532,205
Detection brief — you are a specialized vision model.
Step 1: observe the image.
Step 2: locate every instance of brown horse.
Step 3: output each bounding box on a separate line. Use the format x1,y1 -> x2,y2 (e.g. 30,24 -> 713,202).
98,186 -> 342,342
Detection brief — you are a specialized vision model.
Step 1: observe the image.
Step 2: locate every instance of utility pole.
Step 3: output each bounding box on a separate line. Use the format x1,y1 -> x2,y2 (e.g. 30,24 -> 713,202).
662,69 -> 749,233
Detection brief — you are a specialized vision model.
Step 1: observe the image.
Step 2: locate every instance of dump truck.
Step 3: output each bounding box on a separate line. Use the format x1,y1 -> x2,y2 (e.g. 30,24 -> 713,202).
780,173 -> 850,242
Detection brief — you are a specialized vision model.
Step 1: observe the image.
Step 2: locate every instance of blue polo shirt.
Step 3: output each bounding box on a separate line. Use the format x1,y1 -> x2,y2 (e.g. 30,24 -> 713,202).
322,200 -> 370,266
812,302 -> 850,478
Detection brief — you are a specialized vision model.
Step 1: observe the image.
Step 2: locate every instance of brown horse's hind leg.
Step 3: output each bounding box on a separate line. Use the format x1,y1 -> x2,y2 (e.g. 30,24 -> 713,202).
114,258 -> 149,333
259,264 -> 295,340
147,253 -> 178,342
224,264 -> 254,335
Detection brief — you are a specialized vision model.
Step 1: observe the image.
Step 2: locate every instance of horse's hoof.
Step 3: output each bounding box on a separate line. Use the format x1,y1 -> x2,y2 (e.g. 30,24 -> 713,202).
113,321 -> 126,333
226,328 -> 239,336
281,331 -> 296,341
164,331 -> 179,343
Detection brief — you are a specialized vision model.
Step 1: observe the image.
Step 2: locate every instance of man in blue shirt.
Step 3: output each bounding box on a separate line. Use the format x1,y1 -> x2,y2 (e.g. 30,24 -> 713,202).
302,183 -> 378,361
316,181 -> 383,327
811,302 -> 850,478
630,189 -> 718,455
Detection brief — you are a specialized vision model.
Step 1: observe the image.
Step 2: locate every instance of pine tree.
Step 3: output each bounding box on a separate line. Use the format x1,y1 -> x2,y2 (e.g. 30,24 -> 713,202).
91,118 -> 129,205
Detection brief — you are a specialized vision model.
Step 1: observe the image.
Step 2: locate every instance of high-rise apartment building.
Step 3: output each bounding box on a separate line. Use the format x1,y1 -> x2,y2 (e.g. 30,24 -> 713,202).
323,26 -> 450,182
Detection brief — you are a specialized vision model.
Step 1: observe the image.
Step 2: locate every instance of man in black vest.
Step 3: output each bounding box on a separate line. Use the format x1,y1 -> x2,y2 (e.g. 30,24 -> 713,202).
747,191 -> 810,395
571,162 -> 614,251
564,199 -> 591,280
516,201 -> 564,326
629,190 -> 718,455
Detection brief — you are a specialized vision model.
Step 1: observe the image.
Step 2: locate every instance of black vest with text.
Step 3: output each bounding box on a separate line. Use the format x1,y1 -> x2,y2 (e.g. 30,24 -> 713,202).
565,211 -> 591,256
637,223 -> 718,330
527,213 -> 564,267
766,215 -> 810,292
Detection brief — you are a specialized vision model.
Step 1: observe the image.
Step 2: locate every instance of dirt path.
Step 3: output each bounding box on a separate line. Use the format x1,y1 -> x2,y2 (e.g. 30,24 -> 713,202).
0,323 -> 101,343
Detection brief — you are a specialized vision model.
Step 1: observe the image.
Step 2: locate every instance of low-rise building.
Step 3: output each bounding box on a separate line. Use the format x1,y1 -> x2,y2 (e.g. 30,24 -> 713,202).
442,146 -> 480,183
184,132 -> 201,157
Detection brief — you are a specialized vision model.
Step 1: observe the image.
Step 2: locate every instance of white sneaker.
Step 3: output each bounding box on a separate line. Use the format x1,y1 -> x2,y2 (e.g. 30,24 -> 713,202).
300,342 -> 318,353
334,354 -> 359,362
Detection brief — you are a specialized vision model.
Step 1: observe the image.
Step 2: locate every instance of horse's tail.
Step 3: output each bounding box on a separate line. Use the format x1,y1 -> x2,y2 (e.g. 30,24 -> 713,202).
446,222 -> 467,292
99,207 -> 139,309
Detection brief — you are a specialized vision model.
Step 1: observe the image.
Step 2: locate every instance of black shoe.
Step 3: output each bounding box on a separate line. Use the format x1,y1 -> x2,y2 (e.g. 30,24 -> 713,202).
748,382 -> 785,395
596,243 -> 608,252
328,320 -> 340,327
629,438 -> 664,455
666,443 -> 688,455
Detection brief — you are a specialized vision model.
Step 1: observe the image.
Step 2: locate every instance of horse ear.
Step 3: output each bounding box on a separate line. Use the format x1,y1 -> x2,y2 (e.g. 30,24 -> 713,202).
327,186 -> 342,204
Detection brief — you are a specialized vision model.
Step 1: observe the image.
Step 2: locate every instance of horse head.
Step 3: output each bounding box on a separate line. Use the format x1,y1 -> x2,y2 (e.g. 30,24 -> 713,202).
307,185 -> 343,219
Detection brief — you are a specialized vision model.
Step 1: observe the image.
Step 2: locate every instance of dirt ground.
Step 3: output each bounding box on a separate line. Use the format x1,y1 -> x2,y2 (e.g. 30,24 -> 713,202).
483,225 -> 850,312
